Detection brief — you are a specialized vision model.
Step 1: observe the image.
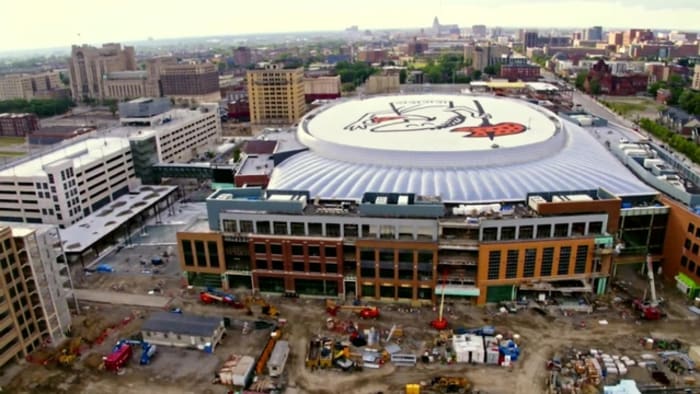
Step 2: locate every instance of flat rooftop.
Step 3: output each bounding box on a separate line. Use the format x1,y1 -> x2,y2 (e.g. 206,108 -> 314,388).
0,222 -> 58,238
238,155 -> 274,177
109,106 -> 217,140
142,312 -> 222,337
59,185 -> 178,254
0,137 -> 130,178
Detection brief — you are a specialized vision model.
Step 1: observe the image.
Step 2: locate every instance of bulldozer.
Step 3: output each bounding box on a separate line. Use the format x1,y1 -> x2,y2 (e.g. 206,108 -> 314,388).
244,296 -> 279,318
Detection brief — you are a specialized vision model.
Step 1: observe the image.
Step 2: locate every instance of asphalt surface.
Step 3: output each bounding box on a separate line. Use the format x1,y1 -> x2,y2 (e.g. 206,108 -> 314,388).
73,288 -> 172,308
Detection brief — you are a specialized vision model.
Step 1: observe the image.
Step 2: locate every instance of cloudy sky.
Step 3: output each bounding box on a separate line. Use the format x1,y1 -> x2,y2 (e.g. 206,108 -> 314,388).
2,0 -> 700,51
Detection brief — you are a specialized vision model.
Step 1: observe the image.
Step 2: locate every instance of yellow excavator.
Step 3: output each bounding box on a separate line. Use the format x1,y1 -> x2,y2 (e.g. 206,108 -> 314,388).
244,296 -> 279,318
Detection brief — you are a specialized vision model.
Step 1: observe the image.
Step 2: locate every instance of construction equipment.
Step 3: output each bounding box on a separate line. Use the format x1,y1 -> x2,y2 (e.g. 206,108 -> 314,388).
326,299 -> 379,319
245,296 -> 280,318
108,339 -> 157,367
103,343 -> 133,372
431,272 -> 449,330
429,376 -> 473,393
633,254 -> 664,320
305,337 -> 321,369
200,288 -> 244,308
256,327 -> 281,375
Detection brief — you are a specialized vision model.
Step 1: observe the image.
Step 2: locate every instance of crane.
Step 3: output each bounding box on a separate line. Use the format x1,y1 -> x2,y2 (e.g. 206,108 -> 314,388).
431,272 -> 448,330
632,254 -> 663,320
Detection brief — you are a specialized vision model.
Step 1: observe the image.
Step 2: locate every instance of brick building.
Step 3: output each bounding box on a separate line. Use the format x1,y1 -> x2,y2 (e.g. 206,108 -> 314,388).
585,60 -> 648,96
500,64 -> 541,82
0,113 -> 39,137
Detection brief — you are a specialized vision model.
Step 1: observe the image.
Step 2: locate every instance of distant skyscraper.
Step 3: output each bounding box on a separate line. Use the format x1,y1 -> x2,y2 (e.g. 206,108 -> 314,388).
160,63 -> 221,104
585,26 -> 603,41
247,64 -> 306,124
523,31 -> 539,48
472,25 -> 487,38
233,47 -> 253,67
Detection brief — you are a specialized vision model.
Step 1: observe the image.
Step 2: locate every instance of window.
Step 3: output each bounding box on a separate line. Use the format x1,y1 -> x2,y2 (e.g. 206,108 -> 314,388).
360,249 -> 374,262
254,243 -> 266,254
222,220 -> 237,233
182,241 -> 194,267
308,246 -> 320,257
537,224 -> 551,239
540,248 -> 554,277
487,251 -> 501,280
326,223 -> 340,237
518,225 -> 534,239
270,244 -> 282,255
693,244 -> 699,255
571,222 -> 586,236
271,261 -> 283,270
308,223 -> 322,236
506,250 -> 518,278
524,249 -> 536,277
574,245 -> 588,274
501,227 -> 516,240
482,227 -> 497,241
589,222 -> 603,234
696,227 -> 700,238
291,244 -> 304,256
273,221 -> 287,235
344,224 -> 358,237
255,260 -> 268,270
690,260 -> 697,273
291,222 -> 305,236
325,246 -> 337,258
379,249 -> 394,263
207,242 -> 219,268
686,239 -> 692,249
293,262 -> 305,271
239,220 -> 253,233
681,256 -> 688,267
554,223 -> 569,237
325,264 -> 337,273
558,246 -> 571,275
689,223 -> 696,234
194,241 -> 206,267
256,221 -> 270,234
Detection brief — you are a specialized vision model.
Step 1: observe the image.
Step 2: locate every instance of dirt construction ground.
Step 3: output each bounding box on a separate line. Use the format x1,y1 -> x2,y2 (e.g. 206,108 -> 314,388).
3,270 -> 700,394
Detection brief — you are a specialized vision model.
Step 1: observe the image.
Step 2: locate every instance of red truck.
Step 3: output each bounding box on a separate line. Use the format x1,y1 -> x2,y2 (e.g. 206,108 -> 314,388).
199,288 -> 244,308
103,343 -> 132,372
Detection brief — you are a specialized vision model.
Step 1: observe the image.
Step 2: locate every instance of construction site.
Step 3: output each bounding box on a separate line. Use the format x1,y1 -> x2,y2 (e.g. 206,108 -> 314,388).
0,257 -> 698,394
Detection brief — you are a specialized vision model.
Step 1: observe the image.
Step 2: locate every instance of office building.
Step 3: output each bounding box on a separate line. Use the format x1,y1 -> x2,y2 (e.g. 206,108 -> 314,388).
608,32 -> 624,47
0,224 -> 74,368
0,113 -> 39,137
465,44 -> 510,72
177,94 -> 677,305
160,63 -> 221,104
523,31 -> 539,48
0,72 -> 64,101
584,26 -> 603,41
471,25 -> 487,38
68,43 -> 136,101
233,47 -> 254,67
304,76 -> 341,103
116,98 -> 222,183
500,64 -> 541,81
364,73 -> 400,94
0,137 -> 135,227
693,65 -> 700,91
246,64 -> 306,125
100,56 -> 175,101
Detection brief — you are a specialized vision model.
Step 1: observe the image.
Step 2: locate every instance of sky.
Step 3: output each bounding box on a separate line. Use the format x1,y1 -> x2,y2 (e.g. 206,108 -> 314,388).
2,0 -> 700,52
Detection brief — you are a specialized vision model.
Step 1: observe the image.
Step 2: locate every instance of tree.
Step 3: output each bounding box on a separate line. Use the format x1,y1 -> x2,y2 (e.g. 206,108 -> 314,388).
575,71 -> 588,91
647,81 -> 666,97
589,79 -> 601,96
399,69 -> 407,84
483,64 -> 500,76
471,70 -> 482,81
58,72 -> 69,86
232,148 -> 241,163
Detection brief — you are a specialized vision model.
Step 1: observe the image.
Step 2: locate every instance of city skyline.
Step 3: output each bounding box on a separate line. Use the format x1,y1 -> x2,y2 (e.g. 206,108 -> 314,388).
3,0 -> 700,52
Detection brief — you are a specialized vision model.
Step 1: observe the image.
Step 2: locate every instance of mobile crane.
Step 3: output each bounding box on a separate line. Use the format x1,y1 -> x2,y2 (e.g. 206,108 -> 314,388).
199,288 -> 245,309
632,254 -> 664,320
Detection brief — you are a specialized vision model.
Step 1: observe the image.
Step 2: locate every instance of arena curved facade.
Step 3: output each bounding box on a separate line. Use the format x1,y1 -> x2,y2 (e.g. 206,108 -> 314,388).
268,94 -> 654,202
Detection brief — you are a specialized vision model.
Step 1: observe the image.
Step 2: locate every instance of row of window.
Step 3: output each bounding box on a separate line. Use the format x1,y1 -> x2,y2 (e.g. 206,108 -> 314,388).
688,223 -> 700,239
254,260 -> 339,273
182,240 -> 219,268
680,256 -> 700,277
223,219 -> 433,240
482,222 -> 604,241
253,243 -> 338,258
487,245 -> 590,280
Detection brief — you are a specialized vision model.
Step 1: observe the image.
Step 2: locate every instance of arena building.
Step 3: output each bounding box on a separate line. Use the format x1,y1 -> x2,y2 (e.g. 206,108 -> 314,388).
178,94 -> 676,305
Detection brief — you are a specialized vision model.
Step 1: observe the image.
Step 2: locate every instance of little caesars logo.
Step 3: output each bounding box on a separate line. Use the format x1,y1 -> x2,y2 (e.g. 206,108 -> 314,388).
344,99 -> 526,139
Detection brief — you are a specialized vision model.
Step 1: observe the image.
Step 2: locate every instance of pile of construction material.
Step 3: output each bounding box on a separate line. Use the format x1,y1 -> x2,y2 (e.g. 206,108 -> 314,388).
422,326 -> 521,366
214,354 -> 256,388
547,348 -> 635,394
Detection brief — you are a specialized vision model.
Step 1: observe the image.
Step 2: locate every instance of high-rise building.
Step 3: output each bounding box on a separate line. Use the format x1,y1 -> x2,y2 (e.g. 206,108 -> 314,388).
233,47 -> 253,67
246,64 -> 306,125
102,56 -> 176,100
68,43 -> 136,101
692,65 -> 700,91
471,25 -> 487,38
0,224 -> 74,368
160,63 -> 221,104
524,31 -> 539,48
465,44 -> 510,72
585,26 -> 603,41
0,137 -> 135,227
608,32 -> 624,47
0,72 -> 63,100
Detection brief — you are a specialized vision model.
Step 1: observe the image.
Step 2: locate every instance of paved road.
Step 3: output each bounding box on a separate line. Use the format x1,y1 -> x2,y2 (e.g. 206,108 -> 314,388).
74,288 -> 172,308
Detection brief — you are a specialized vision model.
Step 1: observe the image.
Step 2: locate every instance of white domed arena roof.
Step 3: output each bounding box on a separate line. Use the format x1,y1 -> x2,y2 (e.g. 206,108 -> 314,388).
267,94 -> 654,203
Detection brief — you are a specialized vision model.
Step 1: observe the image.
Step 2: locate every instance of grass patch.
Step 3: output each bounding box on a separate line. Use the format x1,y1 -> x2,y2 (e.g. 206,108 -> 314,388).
0,151 -> 25,158
0,137 -> 25,146
601,100 -> 647,116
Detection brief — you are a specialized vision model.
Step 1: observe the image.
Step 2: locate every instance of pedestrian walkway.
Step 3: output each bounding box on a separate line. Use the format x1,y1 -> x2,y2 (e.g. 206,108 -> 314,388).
74,288 -> 172,308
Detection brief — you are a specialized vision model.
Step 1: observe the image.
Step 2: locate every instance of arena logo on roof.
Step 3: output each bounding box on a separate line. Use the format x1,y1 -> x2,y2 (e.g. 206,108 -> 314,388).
343,99 -> 526,139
